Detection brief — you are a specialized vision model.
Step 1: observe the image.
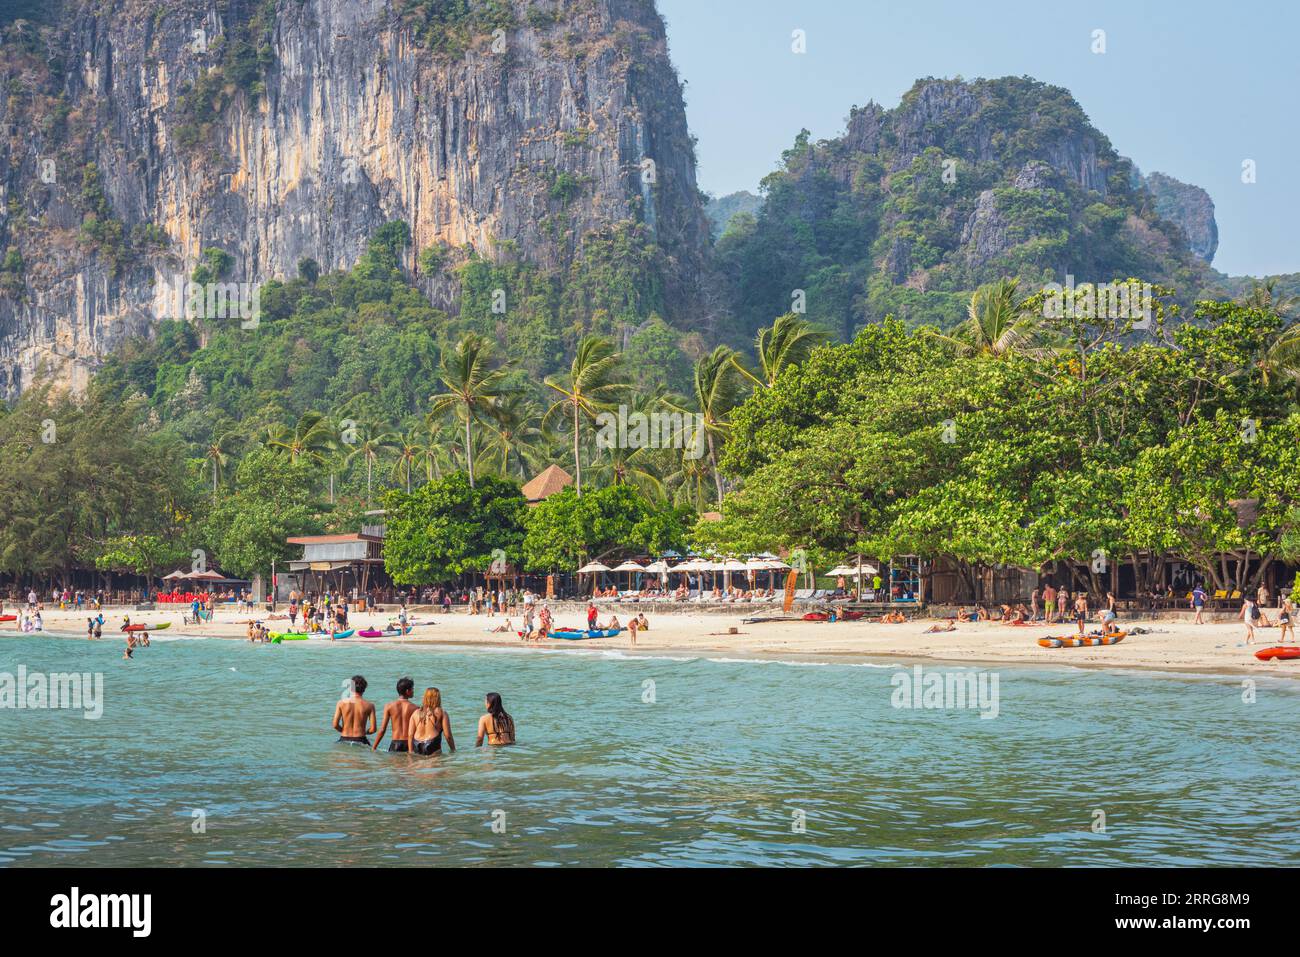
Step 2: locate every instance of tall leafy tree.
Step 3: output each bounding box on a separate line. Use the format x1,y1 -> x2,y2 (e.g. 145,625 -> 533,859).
732,312 -> 828,388
543,335 -> 627,495
265,410 -> 337,465
345,423 -> 401,503
203,428 -> 243,503
427,333 -> 511,487
667,346 -> 745,506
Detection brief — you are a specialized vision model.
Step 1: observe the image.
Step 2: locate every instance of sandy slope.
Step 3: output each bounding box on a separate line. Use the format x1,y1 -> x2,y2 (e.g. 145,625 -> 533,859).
19,603 -> 1300,678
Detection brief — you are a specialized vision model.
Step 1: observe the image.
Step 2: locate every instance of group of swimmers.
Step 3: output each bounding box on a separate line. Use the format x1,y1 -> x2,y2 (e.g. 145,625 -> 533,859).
332,676 -> 516,752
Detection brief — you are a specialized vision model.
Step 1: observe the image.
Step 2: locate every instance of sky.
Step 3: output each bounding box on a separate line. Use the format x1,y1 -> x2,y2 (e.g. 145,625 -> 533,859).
657,0 -> 1300,277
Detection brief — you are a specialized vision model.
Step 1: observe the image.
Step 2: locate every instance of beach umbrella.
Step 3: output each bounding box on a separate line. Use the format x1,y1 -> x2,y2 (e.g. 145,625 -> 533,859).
671,558 -> 708,593
161,569 -> 188,581
577,561 -> 610,597
827,563 -> 878,577
644,559 -> 670,586
611,560 -> 646,591
717,557 -> 747,591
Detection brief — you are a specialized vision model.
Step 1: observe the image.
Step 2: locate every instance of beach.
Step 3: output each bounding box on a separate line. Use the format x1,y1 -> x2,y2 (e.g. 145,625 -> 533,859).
27,603 -> 1298,678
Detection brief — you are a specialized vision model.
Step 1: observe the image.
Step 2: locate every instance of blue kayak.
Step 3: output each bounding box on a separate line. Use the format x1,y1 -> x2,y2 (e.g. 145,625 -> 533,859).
551,628 -> 623,640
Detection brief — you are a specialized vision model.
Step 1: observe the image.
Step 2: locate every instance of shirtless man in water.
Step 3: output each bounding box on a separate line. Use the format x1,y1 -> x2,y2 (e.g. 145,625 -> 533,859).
373,677 -> 417,752
332,675 -> 377,746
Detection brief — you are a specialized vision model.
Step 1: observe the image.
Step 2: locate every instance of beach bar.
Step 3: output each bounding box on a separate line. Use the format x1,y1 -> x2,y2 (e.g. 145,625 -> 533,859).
285,527 -> 387,601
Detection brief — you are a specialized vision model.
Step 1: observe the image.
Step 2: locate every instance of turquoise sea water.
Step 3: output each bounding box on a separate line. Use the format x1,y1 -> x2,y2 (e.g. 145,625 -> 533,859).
1,633 -> 1297,867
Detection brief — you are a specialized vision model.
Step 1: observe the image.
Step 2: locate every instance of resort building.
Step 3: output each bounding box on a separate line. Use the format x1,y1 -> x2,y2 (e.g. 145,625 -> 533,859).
284,526 -> 388,599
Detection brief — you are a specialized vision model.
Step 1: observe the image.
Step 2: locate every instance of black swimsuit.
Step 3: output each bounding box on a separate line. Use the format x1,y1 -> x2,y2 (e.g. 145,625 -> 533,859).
413,734 -> 442,755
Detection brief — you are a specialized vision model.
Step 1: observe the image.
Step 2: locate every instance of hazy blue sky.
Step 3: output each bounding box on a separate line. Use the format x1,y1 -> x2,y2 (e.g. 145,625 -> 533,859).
658,0 -> 1299,277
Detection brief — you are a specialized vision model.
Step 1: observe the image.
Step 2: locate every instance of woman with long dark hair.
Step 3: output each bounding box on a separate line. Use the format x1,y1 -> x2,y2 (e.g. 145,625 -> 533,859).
475,692 -> 515,747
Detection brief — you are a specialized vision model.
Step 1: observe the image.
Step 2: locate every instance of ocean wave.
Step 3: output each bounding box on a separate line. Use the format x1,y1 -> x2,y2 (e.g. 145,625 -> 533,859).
704,656 -> 895,669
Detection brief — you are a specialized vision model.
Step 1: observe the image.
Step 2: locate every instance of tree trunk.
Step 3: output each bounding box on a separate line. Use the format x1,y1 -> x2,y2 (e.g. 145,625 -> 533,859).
706,430 -> 724,505
465,417 -> 475,487
573,403 -> 582,495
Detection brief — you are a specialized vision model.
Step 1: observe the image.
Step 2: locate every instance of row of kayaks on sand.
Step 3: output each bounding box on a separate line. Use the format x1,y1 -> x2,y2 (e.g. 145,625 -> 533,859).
1037,631 -> 1300,662
267,622 -> 435,643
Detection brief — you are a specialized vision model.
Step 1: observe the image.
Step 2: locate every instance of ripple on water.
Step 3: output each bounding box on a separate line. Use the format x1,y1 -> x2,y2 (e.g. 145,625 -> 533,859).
1,634 -> 1297,865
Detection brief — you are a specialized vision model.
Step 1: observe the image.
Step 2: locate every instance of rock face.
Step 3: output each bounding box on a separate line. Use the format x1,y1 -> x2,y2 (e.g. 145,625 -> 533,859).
0,0 -> 711,397
1144,171 -> 1218,264
714,75 -> 1215,338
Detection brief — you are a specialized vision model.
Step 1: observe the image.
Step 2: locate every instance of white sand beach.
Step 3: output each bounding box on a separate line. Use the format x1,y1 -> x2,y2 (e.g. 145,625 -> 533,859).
24,604 -> 1300,678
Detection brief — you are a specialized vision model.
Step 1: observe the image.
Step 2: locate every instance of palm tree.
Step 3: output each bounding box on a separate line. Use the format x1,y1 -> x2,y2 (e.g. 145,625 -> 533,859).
1234,280 -> 1300,389
390,428 -> 429,493
346,423 -> 401,504
732,312 -> 828,388
543,335 -> 627,495
665,445 -> 713,512
665,346 -> 743,506
427,333 -> 511,487
1240,278 -> 1299,319
484,392 -> 546,480
931,278 -> 1040,357
265,410 -> 337,465
590,388 -> 669,501
202,429 -> 242,504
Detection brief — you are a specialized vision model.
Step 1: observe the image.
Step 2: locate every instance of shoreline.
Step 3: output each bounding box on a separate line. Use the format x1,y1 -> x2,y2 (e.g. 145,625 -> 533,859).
18,603 -> 1300,681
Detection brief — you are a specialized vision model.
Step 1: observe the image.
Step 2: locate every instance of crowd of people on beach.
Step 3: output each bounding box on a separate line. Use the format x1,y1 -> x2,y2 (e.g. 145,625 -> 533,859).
332,676 -> 516,751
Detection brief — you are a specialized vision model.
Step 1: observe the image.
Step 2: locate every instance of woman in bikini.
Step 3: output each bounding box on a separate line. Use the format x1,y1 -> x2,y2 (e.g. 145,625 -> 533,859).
407,687 -> 455,755
475,692 -> 516,747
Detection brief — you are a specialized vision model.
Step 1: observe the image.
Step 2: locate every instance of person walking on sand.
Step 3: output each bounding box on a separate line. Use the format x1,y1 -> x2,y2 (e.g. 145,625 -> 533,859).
1278,596 -> 1295,644
1191,583 -> 1207,624
1031,586 -> 1041,621
408,687 -> 455,755
1240,596 -> 1261,645
1073,593 -> 1088,636
628,614 -> 639,645
475,692 -> 515,747
332,675 -> 377,746
373,677 -> 418,752
1042,583 -> 1056,624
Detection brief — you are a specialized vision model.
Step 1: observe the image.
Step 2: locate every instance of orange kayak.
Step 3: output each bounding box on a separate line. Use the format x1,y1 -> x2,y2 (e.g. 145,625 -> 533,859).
1254,646 -> 1300,661
1039,633 -> 1125,648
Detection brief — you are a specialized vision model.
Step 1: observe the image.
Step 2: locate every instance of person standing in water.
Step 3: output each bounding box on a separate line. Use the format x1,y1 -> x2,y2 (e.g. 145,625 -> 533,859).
332,675 -> 377,745
475,692 -> 515,747
373,677 -> 417,752
407,687 -> 455,755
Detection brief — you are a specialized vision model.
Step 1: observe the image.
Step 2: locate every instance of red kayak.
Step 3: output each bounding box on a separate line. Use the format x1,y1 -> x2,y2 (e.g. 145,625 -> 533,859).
1254,646 -> 1300,661
0,615 -> 16,622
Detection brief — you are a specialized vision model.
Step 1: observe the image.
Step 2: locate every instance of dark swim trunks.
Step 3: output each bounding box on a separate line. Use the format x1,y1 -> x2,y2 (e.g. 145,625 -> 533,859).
413,736 -> 442,756
337,735 -> 370,746
388,740 -> 409,753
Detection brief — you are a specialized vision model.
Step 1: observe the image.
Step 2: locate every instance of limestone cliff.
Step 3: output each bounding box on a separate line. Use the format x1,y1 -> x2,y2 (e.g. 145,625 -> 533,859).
1143,171 -> 1218,264
0,0 -> 710,397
